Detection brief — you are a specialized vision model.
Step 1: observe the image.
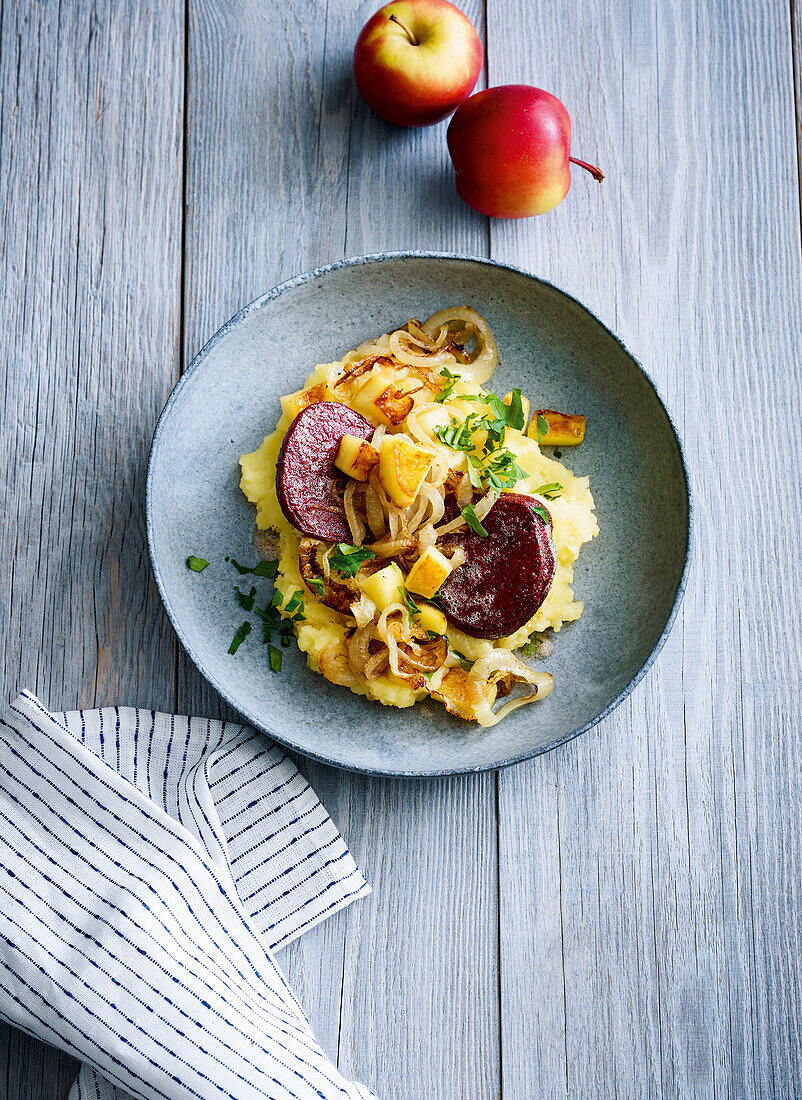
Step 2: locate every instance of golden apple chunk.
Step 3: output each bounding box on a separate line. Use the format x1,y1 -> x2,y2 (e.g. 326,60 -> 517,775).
529,408 -> 586,446
378,436 -> 433,507
415,601 -> 448,635
334,434 -> 380,481
357,375 -> 415,426
405,546 -> 454,599
279,383 -> 333,421
358,562 -> 405,612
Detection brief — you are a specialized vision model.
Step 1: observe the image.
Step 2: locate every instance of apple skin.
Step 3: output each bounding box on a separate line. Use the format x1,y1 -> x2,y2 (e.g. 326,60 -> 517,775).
353,0 -> 483,127
447,85 -> 599,217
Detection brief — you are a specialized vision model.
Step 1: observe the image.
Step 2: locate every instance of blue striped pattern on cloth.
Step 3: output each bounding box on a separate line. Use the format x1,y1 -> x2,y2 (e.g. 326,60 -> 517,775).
0,692 -> 375,1100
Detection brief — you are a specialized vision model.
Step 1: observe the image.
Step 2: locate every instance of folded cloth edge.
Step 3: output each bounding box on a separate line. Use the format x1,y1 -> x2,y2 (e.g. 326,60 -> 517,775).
0,691 -> 374,1100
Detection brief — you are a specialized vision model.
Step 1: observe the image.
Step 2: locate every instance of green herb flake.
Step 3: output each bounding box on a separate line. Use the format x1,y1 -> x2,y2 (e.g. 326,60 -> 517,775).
520,638 -> 541,657
307,576 -> 325,597
186,556 -> 210,572
253,560 -> 278,578
482,449 -> 527,489
536,413 -> 550,441
284,591 -> 304,619
461,503 -> 488,537
398,586 -> 420,620
256,603 -> 279,625
235,585 -> 257,610
229,558 -> 255,575
535,482 -> 563,500
228,621 -> 252,655
329,543 -> 376,578
229,557 -> 278,578
531,503 -> 550,525
434,367 -> 460,403
466,453 -> 484,489
268,645 -> 282,673
504,388 -> 526,431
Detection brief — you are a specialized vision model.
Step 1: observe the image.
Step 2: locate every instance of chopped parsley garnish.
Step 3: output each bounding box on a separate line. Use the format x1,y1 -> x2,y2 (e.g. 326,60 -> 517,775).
434,416 -> 475,451
520,638 -> 541,657
434,367 -> 460,403
398,587 -> 420,619
307,576 -> 325,596
271,589 -> 305,621
256,603 -> 280,625
482,449 -> 527,490
465,452 -> 484,489
535,482 -> 562,500
433,392 -> 528,492
235,585 -> 257,610
461,503 -> 488,537
504,389 -> 526,431
186,556 -> 209,572
283,591 -> 305,621
228,621 -> 252,654
329,543 -> 376,577
268,645 -> 282,673
255,603 -> 280,644
535,413 -> 550,442
531,502 -> 550,524
229,557 -> 278,578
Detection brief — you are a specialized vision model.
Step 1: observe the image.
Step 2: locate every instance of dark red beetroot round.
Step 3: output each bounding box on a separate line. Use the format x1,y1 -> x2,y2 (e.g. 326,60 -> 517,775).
437,493 -> 557,639
276,402 -> 374,540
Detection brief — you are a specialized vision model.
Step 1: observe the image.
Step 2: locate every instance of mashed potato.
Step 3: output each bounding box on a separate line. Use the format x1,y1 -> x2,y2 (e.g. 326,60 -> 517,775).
240,318 -> 598,724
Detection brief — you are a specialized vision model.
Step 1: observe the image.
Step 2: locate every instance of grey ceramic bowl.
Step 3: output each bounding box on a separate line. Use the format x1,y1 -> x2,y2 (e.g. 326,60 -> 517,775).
147,253 -> 691,776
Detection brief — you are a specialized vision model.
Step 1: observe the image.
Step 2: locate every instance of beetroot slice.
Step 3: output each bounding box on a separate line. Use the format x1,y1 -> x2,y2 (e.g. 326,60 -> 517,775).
436,493 -> 557,640
276,402 -> 374,540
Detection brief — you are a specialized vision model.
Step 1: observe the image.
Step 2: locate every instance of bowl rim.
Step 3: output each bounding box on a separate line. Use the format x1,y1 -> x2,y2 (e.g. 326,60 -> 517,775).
146,250 -> 694,776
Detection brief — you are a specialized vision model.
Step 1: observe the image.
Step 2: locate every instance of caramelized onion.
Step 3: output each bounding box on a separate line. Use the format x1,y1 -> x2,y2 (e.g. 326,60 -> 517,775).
365,485 -> 386,538
363,649 -> 390,681
319,642 -> 357,687
434,489 -> 498,536
388,329 -> 457,370
344,480 -> 366,545
422,307 -> 498,383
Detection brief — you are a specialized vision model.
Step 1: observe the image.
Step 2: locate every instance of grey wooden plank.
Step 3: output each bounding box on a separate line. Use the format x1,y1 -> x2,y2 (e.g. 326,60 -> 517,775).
180,0 -> 356,1059
0,0 -> 185,1093
795,0 -> 802,214
181,2 -> 499,1096
488,0 -> 802,1098
6,1028 -> 77,1100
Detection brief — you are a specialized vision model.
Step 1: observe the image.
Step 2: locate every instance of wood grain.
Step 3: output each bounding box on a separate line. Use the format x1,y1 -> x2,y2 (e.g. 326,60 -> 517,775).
0,0 -> 184,1091
2,0 -> 801,1096
488,0 -> 802,1097
181,5 -> 499,1097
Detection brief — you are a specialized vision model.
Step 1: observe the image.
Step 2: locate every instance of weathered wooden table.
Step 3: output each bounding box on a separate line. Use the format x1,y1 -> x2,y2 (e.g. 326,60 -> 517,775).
3,1 -> 801,1096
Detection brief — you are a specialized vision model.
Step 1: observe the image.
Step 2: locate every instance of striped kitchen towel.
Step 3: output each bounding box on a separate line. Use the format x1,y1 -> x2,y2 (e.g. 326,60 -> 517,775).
0,691 -> 375,1100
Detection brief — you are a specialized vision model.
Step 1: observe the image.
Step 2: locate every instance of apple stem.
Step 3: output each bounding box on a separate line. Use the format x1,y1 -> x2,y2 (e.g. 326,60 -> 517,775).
569,157 -> 605,182
389,12 -> 418,45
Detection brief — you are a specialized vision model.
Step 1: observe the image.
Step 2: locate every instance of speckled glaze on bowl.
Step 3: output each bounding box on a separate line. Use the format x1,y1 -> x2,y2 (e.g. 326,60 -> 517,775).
146,253 -> 691,777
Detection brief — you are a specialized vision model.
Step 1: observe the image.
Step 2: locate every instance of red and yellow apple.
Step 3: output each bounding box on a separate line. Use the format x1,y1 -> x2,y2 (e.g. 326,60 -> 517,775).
353,0 -> 483,127
446,84 -> 603,217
